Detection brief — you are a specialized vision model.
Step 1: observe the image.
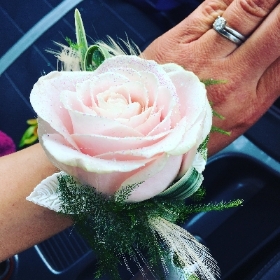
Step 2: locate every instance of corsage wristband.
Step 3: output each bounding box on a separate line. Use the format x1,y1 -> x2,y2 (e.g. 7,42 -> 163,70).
26,9 -> 242,280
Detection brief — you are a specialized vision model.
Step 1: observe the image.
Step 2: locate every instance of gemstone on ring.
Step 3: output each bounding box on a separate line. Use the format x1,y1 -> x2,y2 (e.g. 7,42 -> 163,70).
213,16 -> 246,45
213,17 -> 226,31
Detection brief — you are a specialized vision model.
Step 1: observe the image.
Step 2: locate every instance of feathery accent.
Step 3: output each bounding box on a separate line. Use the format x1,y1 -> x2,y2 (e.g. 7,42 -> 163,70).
149,217 -> 220,280
47,42 -> 82,71
95,36 -> 141,57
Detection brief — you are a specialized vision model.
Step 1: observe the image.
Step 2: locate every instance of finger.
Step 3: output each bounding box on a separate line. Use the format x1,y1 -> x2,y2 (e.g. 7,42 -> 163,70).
257,57 -> 280,105
142,0 -> 231,61
202,0 -> 279,56
173,0 -> 229,41
232,5 -> 280,80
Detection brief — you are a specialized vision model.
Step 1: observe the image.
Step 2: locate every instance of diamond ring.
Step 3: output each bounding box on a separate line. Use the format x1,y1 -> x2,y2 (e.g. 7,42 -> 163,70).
213,16 -> 246,45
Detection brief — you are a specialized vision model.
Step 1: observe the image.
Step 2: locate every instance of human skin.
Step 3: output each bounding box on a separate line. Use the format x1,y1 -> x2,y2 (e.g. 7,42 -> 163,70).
0,0 -> 279,262
142,0 -> 280,155
0,144 -> 73,262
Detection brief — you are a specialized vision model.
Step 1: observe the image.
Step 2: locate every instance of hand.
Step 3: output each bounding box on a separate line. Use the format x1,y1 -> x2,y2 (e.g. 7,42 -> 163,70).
142,0 -> 280,155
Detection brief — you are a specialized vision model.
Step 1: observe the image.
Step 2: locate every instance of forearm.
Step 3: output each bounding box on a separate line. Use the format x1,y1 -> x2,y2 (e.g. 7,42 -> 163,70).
0,144 -> 73,261
0,137 -> 221,262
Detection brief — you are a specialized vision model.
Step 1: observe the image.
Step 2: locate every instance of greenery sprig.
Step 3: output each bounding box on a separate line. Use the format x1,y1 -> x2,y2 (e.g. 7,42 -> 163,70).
200,79 -> 227,87
57,174 -> 242,280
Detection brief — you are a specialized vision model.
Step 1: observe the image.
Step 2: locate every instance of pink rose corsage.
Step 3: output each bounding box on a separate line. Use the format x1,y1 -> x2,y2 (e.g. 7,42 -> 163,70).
26,10 -> 242,280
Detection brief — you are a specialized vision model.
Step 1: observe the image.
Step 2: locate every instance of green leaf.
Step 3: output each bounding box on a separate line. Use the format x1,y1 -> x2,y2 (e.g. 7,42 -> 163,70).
211,126 -> 231,136
208,105 -> 231,136
188,275 -> 200,280
56,173 -> 243,279
212,109 -> 225,120
198,136 -> 209,160
114,182 -> 143,204
19,125 -> 38,147
74,9 -> 88,67
190,186 -> 206,202
56,174 -> 167,280
84,45 -> 111,71
156,167 -> 203,200
65,37 -> 80,50
183,199 -> 243,215
201,79 -> 227,86
19,135 -> 38,147
26,119 -> 38,125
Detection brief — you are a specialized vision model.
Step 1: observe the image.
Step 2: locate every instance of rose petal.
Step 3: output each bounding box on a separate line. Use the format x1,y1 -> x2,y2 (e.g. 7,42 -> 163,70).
98,68 -> 160,108
93,81 -> 148,118
168,105 -> 211,158
154,85 -> 177,120
104,117 -> 187,158
124,154 -> 183,202
71,131 -> 169,157
139,71 -> 160,107
107,67 -> 141,82
41,134 -> 152,173
118,102 -> 142,119
95,56 -> 175,90
68,110 -> 143,137
147,86 -> 178,136
96,91 -> 131,118
30,72 -> 76,148
60,89 -> 95,115
74,169 -> 137,195
168,110 -> 206,156
134,109 -> 162,135
32,56 -> 212,203
88,72 -> 130,105
200,101 -> 212,144
162,63 -> 184,73
118,107 -> 152,127
177,146 -> 198,178
76,78 -> 99,108
147,114 -> 172,137
31,71 -> 108,148
38,117 -> 58,135
168,70 -> 207,127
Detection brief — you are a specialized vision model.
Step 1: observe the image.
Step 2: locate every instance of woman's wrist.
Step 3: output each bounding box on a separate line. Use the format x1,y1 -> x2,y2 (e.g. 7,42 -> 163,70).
0,144 -> 73,261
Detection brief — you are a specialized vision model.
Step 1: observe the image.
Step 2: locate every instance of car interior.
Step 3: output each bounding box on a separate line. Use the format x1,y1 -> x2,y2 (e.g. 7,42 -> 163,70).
0,0 -> 280,279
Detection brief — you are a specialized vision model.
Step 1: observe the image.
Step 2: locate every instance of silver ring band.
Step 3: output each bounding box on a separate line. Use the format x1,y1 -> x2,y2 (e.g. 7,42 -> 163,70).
213,16 -> 246,45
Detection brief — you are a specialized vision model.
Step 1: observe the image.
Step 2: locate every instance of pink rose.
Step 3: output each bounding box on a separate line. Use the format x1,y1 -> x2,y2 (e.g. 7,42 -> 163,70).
30,55 -> 212,202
